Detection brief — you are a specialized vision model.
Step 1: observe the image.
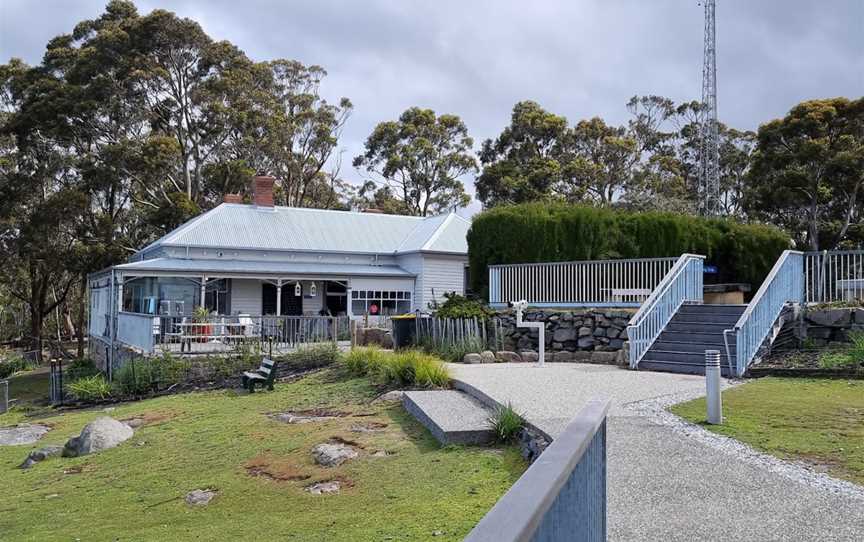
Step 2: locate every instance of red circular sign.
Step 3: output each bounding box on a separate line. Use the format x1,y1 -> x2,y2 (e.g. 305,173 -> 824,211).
369,303 -> 379,315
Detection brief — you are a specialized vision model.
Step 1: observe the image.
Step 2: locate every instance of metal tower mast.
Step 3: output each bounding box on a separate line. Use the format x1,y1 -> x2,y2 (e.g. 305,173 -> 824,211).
699,0 -> 721,216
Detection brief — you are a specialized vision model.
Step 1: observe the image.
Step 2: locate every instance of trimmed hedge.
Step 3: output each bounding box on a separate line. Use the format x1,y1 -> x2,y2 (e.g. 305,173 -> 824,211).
468,203 -> 791,296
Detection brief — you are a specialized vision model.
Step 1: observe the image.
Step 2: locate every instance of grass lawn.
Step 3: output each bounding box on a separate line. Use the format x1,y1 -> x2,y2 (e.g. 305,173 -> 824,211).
1,368 -> 526,541
671,377 -> 864,485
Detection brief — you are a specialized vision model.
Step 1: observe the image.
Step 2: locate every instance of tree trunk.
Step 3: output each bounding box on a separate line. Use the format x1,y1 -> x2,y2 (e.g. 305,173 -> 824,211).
29,305 -> 43,363
76,274 -> 87,359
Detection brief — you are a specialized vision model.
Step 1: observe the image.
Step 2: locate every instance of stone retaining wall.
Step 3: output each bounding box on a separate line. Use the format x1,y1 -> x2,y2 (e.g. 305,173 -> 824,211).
495,308 -> 635,366
792,307 -> 864,346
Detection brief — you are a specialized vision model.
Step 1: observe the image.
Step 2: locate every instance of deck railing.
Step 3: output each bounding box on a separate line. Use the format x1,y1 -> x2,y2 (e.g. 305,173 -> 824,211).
627,254 -> 705,369
464,399 -> 610,542
488,257 -> 678,308
724,250 -> 804,377
116,313 -> 350,355
804,250 -> 864,304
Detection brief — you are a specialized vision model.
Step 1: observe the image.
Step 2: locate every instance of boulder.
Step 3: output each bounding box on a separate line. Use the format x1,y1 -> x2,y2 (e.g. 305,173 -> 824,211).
520,351 -> 539,363
462,353 -> 482,364
495,351 -> 522,363
185,489 -> 217,506
577,337 -> 596,349
62,417 -> 133,458
480,351 -> 496,364
306,481 -> 341,495
19,445 -> 64,469
312,441 -> 359,467
553,351 -> 574,363
590,351 -> 618,365
578,326 -> 593,337
593,327 -> 607,337
807,309 -> 852,327
552,328 -> 575,342
608,339 -> 625,350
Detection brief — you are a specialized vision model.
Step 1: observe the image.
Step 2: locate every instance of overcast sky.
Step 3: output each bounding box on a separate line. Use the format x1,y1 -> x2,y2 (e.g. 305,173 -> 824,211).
1,0 -> 862,214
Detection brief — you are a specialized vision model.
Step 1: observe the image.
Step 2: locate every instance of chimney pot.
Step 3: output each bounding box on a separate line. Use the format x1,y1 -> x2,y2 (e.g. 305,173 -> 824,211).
253,175 -> 275,207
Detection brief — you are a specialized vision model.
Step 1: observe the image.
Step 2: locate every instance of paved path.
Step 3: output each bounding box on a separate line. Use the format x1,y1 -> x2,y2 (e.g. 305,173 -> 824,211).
450,363 -> 864,542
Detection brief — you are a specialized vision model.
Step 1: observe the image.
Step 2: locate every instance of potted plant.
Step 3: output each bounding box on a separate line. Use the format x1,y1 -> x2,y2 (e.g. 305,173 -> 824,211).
193,306 -> 212,342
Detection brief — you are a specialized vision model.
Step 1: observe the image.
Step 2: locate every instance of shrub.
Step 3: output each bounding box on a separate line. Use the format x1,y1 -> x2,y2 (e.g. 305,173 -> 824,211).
113,359 -> 155,396
149,351 -> 190,386
0,351 -> 36,379
488,402 -> 524,443
68,375 -> 112,402
468,203 -> 791,296
279,343 -> 341,369
849,330 -> 864,363
433,293 -> 495,320
342,347 -> 449,388
65,358 -> 99,381
819,352 -> 856,370
421,336 -> 486,363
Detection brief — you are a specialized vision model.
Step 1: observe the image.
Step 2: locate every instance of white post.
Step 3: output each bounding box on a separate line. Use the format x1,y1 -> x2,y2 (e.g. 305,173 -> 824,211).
512,300 -> 544,366
199,276 -> 207,309
276,279 -> 282,316
705,349 -> 723,424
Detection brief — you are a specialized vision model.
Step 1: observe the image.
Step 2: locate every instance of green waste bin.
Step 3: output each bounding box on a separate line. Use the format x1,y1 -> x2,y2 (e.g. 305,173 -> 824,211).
391,314 -> 418,348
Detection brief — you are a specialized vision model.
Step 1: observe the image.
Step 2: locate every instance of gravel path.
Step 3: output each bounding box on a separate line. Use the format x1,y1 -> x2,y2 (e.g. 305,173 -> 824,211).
449,362 -> 864,542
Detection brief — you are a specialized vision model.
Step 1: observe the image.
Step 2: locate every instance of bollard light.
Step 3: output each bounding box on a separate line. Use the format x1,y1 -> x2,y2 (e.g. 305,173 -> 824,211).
705,349 -> 723,424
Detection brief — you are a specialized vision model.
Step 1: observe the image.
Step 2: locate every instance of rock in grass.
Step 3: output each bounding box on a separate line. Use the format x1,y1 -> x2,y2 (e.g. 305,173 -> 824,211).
305,481 -> 341,495
19,445 -> 64,469
0,424 -> 50,446
312,441 -> 359,467
480,351 -> 496,364
62,417 -> 133,458
371,390 -> 404,403
185,489 -> 217,506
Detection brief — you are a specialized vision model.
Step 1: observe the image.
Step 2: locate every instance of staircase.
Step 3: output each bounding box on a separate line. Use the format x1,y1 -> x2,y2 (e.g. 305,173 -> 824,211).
638,304 -> 746,377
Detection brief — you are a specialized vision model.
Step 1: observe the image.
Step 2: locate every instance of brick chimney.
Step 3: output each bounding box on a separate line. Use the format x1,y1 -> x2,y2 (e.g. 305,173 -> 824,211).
223,193 -> 243,204
253,175 -> 275,207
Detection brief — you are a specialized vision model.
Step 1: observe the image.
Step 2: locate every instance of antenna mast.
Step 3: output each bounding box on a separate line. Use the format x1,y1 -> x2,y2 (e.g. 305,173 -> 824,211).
699,0 -> 721,216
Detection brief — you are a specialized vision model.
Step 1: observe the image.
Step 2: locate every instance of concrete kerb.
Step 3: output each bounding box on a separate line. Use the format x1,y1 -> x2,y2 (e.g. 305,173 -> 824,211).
452,377 -> 555,442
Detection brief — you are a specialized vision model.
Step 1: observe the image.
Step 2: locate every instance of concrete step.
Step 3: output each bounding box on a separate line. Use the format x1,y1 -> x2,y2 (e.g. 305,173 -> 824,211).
642,349 -> 733,364
678,304 -> 747,315
665,321 -> 733,333
639,359 -> 736,377
657,331 -> 728,345
651,340 -> 736,354
670,312 -> 742,324
402,390 -> 495,446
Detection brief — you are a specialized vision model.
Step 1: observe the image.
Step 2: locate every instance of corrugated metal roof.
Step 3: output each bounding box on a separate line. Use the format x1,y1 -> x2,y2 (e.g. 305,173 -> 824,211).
115,258 -> 414,277
141,204 -> 468,255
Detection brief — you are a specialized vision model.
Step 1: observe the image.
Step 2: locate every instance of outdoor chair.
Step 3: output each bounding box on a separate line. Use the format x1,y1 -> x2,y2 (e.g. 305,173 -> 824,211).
241,358 -> 277,392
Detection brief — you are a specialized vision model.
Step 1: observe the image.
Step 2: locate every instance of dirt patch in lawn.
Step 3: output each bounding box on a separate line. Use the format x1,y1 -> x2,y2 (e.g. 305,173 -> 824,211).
244,453 -> 311,482
269,409 -> 351,424
350,421 -> 388,433
121,411 -> 179,429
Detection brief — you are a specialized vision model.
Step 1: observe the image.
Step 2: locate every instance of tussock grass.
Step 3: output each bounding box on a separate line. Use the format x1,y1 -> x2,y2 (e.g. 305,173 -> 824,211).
488,402 -> 525,443
341,347 -> 450,388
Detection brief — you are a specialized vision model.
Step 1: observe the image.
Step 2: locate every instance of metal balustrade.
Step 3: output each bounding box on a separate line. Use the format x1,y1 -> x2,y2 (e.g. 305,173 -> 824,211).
489,257 -> 678,308
464,399 -> 610,542
804,250 -> 864,304
723,250 -> 804,377
116,313 -> 349,355
627,254 -> 705,369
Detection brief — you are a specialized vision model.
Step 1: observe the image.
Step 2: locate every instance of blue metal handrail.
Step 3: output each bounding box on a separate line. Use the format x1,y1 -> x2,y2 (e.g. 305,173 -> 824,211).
627,254 -> 705,369
723,250 -> 804,377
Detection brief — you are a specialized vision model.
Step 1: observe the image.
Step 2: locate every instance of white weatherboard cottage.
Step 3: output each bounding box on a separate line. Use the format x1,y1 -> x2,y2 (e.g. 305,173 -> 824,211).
88,176 -> 470,365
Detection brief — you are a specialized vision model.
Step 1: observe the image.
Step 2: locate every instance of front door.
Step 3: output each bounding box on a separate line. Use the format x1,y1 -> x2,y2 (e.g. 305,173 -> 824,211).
261,283 -> 303,315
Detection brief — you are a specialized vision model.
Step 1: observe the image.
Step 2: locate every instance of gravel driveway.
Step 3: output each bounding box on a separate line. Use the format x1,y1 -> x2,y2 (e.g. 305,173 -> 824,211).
450,362 -> 864,542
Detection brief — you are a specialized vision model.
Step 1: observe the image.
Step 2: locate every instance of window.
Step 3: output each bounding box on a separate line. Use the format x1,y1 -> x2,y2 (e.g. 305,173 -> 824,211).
351,290 -> 412,316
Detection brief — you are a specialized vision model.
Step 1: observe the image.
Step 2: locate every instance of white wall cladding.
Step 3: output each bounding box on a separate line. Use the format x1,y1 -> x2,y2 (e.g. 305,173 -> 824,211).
396,254 -> 425,310
231,279 -> 262,315
420,255 -> 467,308
350,277 -> 415,292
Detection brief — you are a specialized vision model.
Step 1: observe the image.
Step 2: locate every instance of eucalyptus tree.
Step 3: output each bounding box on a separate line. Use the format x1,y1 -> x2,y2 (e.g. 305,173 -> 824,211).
354,107 -> 474,216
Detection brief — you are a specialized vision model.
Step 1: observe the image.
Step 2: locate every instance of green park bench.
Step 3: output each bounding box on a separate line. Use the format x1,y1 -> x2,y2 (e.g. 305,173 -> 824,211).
241,358 -> 277,393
